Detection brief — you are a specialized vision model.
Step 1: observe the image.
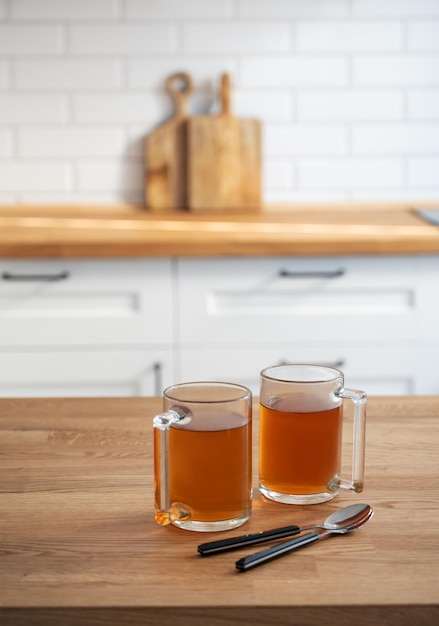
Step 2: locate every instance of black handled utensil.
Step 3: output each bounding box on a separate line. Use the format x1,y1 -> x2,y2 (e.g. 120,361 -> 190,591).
198,523 -> 302,555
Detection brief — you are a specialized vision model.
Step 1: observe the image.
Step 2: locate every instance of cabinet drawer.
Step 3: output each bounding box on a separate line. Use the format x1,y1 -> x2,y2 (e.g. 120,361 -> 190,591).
179,345 -> 416,396
178,257 -> 417,345
0,349 -> 174,398
417,256 -> 439,341
413,343 -> 439,394
0,259 -> 172,346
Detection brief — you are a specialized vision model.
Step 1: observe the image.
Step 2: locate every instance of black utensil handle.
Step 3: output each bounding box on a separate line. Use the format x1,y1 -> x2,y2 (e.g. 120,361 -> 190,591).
235,532 -> 320,571
197,524 -> 301,556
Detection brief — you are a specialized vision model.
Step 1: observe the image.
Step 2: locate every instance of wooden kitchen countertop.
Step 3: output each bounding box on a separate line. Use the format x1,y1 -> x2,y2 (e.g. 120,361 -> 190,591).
1,395 -> 438,625
1,201 -> 439,257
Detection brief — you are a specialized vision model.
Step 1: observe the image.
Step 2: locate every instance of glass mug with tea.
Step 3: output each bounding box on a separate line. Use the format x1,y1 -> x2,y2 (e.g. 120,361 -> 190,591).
259,364 -> 367,505
153,381 -> 252,532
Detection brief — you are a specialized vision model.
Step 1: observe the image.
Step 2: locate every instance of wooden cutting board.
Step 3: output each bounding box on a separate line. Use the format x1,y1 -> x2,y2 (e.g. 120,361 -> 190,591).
145,72 -> 194,211
187,73 -> 261,211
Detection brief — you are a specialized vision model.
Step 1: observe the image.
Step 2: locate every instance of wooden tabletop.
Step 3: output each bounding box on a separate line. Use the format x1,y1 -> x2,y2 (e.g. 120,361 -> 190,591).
0,395 -> 438,625
1,201 -> 439,257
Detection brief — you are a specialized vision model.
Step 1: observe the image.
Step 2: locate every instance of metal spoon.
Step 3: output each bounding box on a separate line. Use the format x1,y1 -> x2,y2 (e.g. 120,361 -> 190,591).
235,502 -> 374,572
198,502 -> 372,556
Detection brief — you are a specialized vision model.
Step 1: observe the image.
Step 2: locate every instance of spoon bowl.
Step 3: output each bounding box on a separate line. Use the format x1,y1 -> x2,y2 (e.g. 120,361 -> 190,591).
321,502 -> 374,533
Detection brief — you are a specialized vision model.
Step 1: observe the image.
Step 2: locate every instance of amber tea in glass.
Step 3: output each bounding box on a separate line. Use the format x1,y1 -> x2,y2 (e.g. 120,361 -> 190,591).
259,364 -> 366,505
154,381 -> 252,531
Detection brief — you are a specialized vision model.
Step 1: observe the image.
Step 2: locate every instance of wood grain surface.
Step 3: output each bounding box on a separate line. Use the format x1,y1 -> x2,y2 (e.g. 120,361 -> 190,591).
1,396 -> 438,625
0,202 -> 439,258
145,73 -> 194,211
187,74 -> 261,211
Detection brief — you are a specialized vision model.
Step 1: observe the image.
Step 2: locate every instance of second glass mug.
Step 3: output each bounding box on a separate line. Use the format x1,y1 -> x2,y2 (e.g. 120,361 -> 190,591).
259,364 -> 367,505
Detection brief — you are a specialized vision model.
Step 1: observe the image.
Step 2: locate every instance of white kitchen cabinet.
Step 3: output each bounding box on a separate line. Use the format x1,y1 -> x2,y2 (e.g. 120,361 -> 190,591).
416,256 -> 439,341
177,257 -> 417,344
0,259 -> 174,397
413,344 -> 439,394
0,349 -> 172,397
1,255 -> 438,397
0,259 -> 172,346
414,256 -> 439,394
177,256 -> 437,395
179,345 -> 416,396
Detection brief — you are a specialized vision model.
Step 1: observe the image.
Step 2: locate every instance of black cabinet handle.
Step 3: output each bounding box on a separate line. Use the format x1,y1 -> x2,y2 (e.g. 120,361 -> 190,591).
153,362 -> 162,396
323,359 -> 345,369
278,359 -> 345,369
278,268 -> 345,279
1,271 -> 69,282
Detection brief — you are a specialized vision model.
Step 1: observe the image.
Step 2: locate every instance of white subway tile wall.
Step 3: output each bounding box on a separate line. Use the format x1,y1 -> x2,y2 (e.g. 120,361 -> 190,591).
0,0 -> 438,204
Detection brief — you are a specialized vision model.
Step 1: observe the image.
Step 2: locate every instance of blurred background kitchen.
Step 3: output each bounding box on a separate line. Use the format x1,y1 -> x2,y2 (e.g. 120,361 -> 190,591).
1,0 -> 439,203
1,0 -> 439,399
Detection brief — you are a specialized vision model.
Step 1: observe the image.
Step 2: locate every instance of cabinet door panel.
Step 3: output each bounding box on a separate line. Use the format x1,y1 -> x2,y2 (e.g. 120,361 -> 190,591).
178,257 -> 417,344
416,256 -> 439,341
0,259 -> 173,346
413,343 -> 439,394
180,345 -> 416,396
0,349 -> 174,397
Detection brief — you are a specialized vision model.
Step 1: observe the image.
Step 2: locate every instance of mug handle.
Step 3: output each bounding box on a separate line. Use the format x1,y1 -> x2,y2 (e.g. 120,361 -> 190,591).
333,387 -> 367,493
153,409 -> 191,526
